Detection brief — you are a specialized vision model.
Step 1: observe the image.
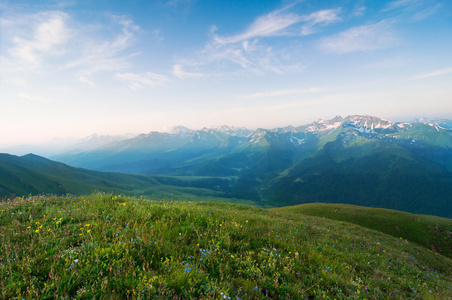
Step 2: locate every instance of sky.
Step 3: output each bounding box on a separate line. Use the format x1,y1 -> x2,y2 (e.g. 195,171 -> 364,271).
1,0 -> 452,147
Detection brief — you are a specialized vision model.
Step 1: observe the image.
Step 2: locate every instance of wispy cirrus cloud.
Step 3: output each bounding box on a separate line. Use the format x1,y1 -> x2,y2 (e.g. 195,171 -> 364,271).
299,8 -> 342,35
213,5 -> 341,45
179,4 -> 341,76
115,72 -> 170,90
383,0 -> 421,11
411,3 -> 441,21
65,15 -> 141,83
414,67 -> 452,79
383,0 -> 440,22
319,21 -> 398,53
213,11 -> 300,45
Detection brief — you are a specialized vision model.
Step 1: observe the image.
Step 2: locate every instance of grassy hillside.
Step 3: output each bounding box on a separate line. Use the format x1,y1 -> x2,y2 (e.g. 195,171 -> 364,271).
1,194 -> 451,299
272,203 -> 452,259
0,153 -> 254,205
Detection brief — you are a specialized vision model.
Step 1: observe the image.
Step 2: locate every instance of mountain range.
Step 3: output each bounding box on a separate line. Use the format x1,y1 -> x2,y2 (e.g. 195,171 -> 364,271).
2,115 -> 451,217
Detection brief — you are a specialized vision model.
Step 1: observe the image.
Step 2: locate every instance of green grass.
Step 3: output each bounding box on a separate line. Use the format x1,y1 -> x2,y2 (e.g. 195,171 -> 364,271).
1,193 -> 451,299
272,203 -> 452,259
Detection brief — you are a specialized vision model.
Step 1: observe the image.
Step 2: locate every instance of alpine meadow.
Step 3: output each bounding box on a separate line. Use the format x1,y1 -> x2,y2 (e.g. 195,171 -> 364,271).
1,0 -> 452,299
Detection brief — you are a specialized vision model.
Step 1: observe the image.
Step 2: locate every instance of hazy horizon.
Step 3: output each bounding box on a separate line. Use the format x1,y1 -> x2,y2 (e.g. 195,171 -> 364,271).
1,0 -> 451,147
1,114 -> 449,157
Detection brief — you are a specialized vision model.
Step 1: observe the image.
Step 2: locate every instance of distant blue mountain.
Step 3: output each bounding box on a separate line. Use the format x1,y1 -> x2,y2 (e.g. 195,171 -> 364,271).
3,115 -> 451,217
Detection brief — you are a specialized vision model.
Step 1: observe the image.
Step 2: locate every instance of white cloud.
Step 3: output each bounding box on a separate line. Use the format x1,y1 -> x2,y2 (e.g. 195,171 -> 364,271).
6,11 -> 69,67
237,87 -> 325,100
172,64 -> 204,80
320,21 -> 398,53
115,72 -> 170,90
414,67 -> 452,79
79,76 -> 95,87
1,11 -> 141,88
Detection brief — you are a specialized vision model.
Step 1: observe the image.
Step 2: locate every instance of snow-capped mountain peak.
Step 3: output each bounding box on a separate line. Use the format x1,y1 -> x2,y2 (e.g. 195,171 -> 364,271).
342,115 -> 398,133
171,126 -> 193,135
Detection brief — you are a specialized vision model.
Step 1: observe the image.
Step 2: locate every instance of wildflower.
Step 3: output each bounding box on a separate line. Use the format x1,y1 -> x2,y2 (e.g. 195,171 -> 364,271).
27,226 -> 31,229
87,230 -> 91,233
35,229 -> 39,233
85,224 -> 90,227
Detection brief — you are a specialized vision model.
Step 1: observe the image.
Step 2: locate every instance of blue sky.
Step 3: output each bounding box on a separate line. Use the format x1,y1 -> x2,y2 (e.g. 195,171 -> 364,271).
1,0 -> 451,146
